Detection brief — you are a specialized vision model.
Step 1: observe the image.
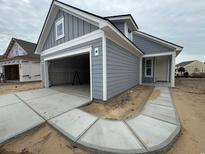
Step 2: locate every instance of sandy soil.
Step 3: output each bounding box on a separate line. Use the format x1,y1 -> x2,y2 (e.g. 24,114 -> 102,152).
167,78 -> 205,154
80,85 -> 154,120
0,82 -> 43,95
0,124 -> 87,154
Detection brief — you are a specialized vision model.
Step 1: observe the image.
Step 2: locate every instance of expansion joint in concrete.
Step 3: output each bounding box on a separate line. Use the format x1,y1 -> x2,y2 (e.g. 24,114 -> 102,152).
123,120 -> 148,152
141,113 -> 177,126
75,118 -> 100,142
14,94 -> 46,121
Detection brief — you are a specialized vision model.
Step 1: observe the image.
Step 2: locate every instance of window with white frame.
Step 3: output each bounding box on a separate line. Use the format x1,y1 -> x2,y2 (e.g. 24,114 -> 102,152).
55,17 -> 64,40
145,58 -> 153,77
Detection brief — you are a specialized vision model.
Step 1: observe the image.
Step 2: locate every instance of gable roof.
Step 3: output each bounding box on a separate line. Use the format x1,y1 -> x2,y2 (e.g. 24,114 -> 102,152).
132,33 -> 174,54
176,60 -> 195,67
35,0 -> 183,57
35,0 -> 143,55
104,14 -> 139,30
2,38 -> 39,60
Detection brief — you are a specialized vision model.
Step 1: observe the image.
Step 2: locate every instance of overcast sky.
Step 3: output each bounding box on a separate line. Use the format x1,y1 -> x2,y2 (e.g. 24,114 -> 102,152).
0,0 -> 204,63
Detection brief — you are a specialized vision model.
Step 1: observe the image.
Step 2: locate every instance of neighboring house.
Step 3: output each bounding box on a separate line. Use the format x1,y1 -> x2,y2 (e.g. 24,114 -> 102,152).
176,60 -> 205,76
0,38 -> 41,82
35,0 -> 183,101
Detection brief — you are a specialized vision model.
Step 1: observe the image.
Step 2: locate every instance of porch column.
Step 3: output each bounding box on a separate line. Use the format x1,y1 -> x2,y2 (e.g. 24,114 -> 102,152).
139,57 -> 142,85
171,52 -> 176,87
44,61 -> 49,88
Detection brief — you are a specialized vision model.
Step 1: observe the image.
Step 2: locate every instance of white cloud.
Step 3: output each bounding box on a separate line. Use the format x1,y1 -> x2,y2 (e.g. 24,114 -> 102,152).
0,0 -> 204,64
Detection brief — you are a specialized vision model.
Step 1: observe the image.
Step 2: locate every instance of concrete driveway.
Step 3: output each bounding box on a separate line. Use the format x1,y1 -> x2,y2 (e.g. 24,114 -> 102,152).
0,88 -> 90,144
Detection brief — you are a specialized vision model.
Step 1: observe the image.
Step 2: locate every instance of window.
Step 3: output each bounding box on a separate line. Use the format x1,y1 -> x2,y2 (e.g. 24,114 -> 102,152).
15,49 -> 18,56
55,17 -> 64,40
145,58 -> 153,77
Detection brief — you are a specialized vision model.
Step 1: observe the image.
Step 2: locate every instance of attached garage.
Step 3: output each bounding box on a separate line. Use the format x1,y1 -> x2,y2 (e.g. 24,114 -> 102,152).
46,52 -> 91,98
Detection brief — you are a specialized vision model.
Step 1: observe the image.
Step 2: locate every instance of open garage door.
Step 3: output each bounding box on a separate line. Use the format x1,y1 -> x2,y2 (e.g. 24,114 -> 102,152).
4,65 -> 20,81
48,53 -> 90,98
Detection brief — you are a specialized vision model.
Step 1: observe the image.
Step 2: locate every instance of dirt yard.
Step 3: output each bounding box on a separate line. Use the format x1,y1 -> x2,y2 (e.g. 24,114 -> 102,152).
80,85 -> 154,120
0,82 -> 43,95
0,124 -> 88,154
167,78 -> 205,154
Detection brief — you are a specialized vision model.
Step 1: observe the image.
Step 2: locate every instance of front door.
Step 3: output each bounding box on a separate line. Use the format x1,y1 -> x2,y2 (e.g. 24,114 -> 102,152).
156,57 -> 168,82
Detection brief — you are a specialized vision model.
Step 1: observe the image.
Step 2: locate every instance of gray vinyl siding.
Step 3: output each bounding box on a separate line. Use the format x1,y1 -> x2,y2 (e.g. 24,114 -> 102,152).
111,21 -> 125,34
132,33 -> 174,54
41,38 -> 103,100
43,10 -> 99,51
106,38 -> 140,99
142,57 -> 155,83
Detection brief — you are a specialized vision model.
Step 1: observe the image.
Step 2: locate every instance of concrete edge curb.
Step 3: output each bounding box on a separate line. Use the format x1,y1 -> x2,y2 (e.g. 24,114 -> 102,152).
71,87 -> 181,154
0,122 -> 45,145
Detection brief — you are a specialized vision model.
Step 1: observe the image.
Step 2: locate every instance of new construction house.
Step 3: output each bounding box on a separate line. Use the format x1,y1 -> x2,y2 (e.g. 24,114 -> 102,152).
35,0 -> 183,101
0,38 -> 41,82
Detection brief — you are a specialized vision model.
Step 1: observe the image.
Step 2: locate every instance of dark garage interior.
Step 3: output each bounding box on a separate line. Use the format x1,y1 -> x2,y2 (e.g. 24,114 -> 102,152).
4,65 -> 20,81
48,53 -> 90,97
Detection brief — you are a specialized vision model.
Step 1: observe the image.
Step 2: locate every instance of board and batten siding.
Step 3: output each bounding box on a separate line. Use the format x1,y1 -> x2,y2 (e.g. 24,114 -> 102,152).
41,38 -> 103,100
111,21 -> 125,34
43,10 -> 99,51
106,38 -> 140,99
132,33 -> 174,54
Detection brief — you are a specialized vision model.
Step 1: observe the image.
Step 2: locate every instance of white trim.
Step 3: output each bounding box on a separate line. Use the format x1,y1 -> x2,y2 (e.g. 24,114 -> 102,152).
41,30 -> 103,56
171,51 -> 176,87
167,57 -> 170,82
154,57 -> 156,82
105,35 -> 141,57
61,8 -> 99,27
134,31 -> 183,51
43,46 -> 93,100
44,61 -> 49,88
144,58 -> 153,78
139,57 -> 142,85
106,23 -> 143,55
102,32 -> 107,101
124,22 -> 128,37
55,17 -> 65,40
44,46 -> 91,61
35,3 -> 56,54
143,52 -> 174,58
55,1 -> 106,28
89,48 -> 93,100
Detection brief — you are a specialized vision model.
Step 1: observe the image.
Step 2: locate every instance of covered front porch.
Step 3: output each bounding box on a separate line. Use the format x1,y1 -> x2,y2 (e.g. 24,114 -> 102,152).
140,52 -> 176,87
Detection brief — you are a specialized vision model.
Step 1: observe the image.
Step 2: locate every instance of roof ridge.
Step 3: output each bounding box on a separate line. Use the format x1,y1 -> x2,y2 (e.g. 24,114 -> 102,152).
14,38 -> 36,45
104,14 -> 132,18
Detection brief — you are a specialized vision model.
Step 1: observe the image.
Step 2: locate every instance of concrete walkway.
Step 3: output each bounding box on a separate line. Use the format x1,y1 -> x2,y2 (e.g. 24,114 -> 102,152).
49,86 -> 181,154
0,88 -> 90,144
0,94 -> 45,144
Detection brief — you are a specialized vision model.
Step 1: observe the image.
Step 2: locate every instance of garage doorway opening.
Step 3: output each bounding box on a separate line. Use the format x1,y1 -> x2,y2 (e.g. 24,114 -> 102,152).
48,53 -> 91,98
4,65 -> 20,81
